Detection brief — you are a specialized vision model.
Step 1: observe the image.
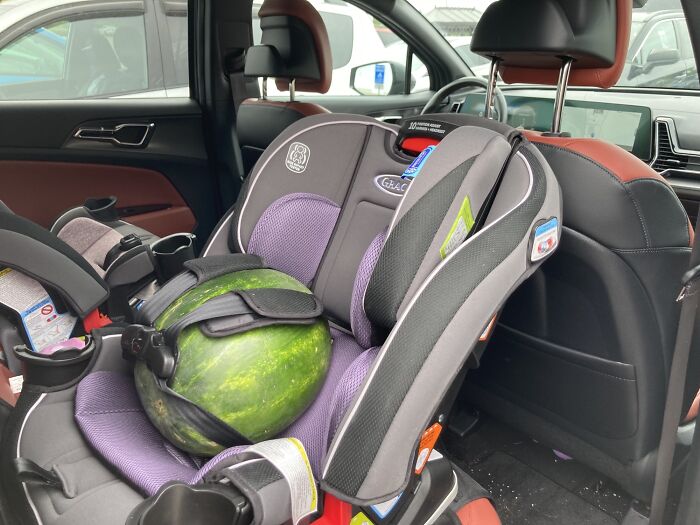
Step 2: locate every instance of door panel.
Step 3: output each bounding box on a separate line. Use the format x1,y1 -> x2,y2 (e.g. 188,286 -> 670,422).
0,99 -> 219,242
0,161 -> 196,236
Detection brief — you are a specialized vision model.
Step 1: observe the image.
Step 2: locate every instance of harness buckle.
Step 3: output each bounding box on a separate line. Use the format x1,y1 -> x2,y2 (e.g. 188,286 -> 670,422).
121,325 -> 175,379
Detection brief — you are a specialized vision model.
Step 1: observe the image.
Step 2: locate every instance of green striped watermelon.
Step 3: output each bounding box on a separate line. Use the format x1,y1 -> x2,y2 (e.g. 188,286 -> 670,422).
134,269 -> 332,456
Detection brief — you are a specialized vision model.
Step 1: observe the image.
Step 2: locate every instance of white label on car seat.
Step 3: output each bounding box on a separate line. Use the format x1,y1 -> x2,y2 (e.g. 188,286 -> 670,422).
0,268 -> 77,352
285,142 -> 311,173
9,375 -> 23,395
247,438 -> 317,525
530,218 -> 559,262
370,492 -> 402,519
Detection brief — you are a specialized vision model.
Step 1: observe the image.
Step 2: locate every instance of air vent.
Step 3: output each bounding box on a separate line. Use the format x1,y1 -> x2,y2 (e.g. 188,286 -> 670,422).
652,121 -> 689,173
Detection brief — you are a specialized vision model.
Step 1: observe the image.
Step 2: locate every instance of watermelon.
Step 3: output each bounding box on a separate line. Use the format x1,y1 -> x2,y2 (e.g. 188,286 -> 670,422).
134,269 -> 332,456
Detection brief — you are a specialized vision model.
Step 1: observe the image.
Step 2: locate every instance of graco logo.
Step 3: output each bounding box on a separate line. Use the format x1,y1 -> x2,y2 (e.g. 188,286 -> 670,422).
285,142 -> 310,173
374,175 -> 410,197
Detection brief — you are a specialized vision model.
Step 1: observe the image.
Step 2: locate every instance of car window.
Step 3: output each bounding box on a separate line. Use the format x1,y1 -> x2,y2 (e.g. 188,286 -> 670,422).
407,0 -> 698,90
0,0 -> 189,100
252,0 -> 429,97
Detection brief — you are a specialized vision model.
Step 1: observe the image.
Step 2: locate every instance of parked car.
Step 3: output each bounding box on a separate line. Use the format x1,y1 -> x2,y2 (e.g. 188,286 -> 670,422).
0,0 -> 188,99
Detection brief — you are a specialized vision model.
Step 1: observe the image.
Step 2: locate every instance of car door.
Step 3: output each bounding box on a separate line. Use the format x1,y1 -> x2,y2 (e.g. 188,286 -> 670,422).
0,0 -> 222,244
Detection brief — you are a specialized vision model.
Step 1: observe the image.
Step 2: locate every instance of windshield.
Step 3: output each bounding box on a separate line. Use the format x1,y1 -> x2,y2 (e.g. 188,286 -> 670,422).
408,0 -> 699,90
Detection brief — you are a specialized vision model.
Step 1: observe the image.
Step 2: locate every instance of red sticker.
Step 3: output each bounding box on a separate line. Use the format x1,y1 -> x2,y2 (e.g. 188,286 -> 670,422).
40,304 -> 54,316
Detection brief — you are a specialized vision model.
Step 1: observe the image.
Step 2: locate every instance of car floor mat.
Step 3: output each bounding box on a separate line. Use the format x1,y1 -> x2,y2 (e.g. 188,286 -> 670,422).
443,418 -> 634,524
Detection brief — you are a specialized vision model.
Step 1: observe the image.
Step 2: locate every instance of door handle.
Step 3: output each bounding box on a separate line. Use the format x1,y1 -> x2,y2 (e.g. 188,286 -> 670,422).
74,123 -> 155,148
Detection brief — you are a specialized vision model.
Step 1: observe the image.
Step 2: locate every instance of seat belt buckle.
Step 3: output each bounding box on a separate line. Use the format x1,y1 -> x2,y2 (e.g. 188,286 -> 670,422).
121,325 -> 175,379
677,264 -> 700,302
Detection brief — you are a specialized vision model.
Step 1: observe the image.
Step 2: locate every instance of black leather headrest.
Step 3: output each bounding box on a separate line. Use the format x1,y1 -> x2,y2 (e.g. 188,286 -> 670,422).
246,0 -> 331,93
471,0 -> 632,88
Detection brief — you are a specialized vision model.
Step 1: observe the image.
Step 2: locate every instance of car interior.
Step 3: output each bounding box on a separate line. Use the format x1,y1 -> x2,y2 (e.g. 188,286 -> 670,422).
1,0 -> 700,524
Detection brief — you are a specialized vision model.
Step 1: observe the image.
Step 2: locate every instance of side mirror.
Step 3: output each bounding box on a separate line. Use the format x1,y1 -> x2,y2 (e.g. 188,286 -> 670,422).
646,48 -> 681,69
350,62 -> 415,96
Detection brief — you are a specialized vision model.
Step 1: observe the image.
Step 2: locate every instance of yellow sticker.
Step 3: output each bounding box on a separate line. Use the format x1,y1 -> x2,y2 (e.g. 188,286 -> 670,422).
439,196 -> 475,259
350,512 -> 374,525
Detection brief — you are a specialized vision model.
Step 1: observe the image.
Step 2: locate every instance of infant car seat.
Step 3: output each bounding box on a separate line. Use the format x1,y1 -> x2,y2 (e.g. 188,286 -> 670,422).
0,196 -> 162,376
0,112 -> 561,525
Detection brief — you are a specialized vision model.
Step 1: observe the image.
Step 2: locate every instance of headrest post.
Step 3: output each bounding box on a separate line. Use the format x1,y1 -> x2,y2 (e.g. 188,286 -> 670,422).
262,77 -> 268,100
551,58 -> 573,134
484,58 -> 500,120
289,79 -> 296,102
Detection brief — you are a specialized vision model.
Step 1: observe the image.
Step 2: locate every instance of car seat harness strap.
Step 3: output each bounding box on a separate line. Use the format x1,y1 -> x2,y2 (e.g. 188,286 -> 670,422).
135,254 -> 266,324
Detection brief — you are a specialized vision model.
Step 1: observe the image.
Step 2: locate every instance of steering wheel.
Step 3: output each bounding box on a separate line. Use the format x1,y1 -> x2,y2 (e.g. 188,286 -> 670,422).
421,76 -> 508,123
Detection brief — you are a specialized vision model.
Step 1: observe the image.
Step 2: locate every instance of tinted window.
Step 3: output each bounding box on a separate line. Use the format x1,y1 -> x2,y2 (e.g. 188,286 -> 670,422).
0,15 -> 148,100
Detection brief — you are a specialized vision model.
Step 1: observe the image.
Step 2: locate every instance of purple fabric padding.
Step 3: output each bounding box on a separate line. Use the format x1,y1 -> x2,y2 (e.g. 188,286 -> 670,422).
350,230 -> 387,348
75,372 -> 199,496
76,330 -> 377,494
248,193 -> 341,285
325,347 -> 379,446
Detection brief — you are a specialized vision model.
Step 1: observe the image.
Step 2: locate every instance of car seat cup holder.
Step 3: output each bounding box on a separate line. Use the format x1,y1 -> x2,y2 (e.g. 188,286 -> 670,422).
13,336 -> 95,387
126,481 -> 252,525
150,233 -> 196,284
83,196 -> 119,222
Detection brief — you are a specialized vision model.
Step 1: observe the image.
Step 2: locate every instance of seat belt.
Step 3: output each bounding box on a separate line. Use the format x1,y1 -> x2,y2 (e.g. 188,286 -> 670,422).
648,214 -> 700,524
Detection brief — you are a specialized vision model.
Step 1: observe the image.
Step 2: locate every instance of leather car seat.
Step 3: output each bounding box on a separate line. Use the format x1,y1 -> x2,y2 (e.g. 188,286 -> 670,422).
237,0 -> 331,174
466,0 -> 697,501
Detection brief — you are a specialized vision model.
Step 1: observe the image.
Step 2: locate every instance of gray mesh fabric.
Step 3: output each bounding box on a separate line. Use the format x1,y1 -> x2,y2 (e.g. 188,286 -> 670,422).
57,217 -> 123,276
350,229 -> 386,349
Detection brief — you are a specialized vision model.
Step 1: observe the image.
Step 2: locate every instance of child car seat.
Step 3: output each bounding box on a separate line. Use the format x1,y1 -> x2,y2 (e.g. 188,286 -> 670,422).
0,112 -> 561,525
0,197 -> 162,376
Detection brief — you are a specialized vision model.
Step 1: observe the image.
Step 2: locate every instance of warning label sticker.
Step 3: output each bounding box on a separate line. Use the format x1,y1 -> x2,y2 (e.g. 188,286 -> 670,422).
440,196 -> 475,259
530,218 -> 559,262
0,268 -> 76,352
246,438 -> 318,525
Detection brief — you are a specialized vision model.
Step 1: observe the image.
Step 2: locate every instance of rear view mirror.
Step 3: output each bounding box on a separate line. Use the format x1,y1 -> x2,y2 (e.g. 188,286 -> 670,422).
350,62 -> 414,96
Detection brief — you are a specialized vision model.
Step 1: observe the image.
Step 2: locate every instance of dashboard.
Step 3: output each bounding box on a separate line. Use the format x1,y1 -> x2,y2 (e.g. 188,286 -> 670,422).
460,93 -> 653,160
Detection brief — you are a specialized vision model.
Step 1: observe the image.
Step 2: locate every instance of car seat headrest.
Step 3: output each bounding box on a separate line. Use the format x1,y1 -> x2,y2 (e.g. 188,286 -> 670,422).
471,0 -> 632,88
245,0 -> 332,94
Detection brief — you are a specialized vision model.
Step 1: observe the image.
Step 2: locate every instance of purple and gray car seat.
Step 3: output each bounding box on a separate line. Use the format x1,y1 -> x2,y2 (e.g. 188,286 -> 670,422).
0,111 -> 561,525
